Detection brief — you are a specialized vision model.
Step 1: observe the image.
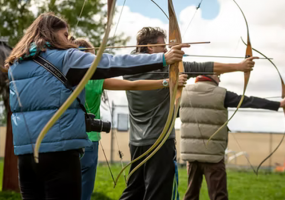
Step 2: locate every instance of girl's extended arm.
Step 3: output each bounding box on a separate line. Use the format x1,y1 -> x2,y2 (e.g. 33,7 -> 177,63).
103,74 -> 188,90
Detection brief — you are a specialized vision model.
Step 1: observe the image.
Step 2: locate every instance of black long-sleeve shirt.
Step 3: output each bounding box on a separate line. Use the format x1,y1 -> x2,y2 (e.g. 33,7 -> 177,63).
177,90 -> 280,118
224,91 -> 280,111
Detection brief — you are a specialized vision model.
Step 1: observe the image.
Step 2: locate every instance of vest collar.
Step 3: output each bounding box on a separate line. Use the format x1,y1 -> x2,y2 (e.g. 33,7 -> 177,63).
196,81 -> 218,87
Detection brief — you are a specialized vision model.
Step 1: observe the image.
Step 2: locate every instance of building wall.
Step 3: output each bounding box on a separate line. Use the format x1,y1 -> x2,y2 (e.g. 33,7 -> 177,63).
99,130 -> 285,167
1,126 -> 284,167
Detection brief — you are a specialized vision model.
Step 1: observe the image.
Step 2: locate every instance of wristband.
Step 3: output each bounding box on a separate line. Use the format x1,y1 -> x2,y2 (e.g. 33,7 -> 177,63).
162,54 -> 167,67
162,79 -> 169,87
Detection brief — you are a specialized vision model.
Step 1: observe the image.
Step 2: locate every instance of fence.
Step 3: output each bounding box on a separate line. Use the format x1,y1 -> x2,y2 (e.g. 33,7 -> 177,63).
2,127 -> 284,169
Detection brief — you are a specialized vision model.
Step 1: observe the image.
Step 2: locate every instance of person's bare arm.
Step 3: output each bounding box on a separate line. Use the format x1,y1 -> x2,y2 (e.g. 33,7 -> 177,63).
103,74 -> 188,90
213,56 -> 259,74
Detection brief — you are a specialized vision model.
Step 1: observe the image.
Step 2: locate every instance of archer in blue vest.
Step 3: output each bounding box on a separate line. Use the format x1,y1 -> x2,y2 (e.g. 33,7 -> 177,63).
5,13 -> 188,199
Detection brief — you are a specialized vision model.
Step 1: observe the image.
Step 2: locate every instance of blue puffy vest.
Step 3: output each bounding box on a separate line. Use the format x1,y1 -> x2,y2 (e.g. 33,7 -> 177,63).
9,49 -> 92,155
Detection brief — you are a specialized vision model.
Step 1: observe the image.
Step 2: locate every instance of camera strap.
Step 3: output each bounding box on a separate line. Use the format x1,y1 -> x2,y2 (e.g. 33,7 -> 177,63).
33,56 -> 88,114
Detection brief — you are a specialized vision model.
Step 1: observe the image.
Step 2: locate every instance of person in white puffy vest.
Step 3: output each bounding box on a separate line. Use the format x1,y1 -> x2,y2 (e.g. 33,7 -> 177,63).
180,74 -> 285,200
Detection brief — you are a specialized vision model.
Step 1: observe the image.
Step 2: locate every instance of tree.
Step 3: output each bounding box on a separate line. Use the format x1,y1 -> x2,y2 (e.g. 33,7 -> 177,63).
0,1 -> 36,47
0,39 -> 19,192
0,97 -> 7,126
0,0 -> 129,50
0,40 -> 11,119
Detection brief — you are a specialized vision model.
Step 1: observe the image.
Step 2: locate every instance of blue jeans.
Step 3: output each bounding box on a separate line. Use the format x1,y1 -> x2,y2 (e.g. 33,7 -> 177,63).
81,141 -> 99,200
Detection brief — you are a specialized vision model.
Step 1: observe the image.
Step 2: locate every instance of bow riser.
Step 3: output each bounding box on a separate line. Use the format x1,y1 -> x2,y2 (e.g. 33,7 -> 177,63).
168,0 -> 184,103
175,62 -> 185,102
280,78 -> 285,111
243,40 -> 252,91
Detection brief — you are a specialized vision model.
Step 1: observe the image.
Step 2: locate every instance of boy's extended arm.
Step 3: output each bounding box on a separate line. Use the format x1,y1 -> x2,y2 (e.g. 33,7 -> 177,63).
213,56 -> 258,74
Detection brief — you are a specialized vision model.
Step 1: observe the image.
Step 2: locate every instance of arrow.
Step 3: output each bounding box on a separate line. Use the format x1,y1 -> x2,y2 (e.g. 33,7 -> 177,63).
146,72 -> 216,75
78,41 -> 210,50
183,54 -> 272,60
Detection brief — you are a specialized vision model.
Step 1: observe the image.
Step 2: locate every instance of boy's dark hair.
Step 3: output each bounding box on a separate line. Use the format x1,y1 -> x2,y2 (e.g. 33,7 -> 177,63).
136,27 -> 166,53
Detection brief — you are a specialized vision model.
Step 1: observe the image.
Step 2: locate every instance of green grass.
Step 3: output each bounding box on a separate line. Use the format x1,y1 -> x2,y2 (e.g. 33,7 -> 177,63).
0,158 -> 3,191
1,160 -> 285,200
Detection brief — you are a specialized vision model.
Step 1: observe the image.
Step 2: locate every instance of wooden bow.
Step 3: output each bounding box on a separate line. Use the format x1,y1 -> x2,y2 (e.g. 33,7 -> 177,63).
208,0 -> 257,174
240,38 -> 285,174
33,0 -> 117,163
113,0 -> 184,185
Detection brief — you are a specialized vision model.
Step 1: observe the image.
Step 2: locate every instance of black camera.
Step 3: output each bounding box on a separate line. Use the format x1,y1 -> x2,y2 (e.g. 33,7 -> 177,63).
85,113 -> 111,133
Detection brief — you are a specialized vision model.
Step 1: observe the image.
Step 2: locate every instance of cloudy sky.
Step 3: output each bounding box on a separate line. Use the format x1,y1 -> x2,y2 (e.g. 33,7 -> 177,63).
101,0 -> 285,133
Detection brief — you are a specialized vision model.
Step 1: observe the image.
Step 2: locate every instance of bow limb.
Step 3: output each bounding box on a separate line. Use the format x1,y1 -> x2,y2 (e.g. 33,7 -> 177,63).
33,0 -> 117,163
151,0 -> 169,19
240,38 -> 285,174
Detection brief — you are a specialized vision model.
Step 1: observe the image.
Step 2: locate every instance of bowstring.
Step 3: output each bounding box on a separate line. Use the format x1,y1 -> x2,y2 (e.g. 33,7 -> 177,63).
85,100 -> 116,185
230,132 -> 257,174
76,0 -> 116,184
104,91 -> 127,184
112,0 -> 127,39
179,0 -> 206,147
105,0 -> 128,184
182,0 -> 204,39
75,0 -> 87,29
151,0 -> 169,19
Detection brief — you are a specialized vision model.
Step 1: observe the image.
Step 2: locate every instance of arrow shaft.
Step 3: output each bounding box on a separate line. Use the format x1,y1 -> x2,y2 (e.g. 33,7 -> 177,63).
78,41 -> 210,50
184,54 -> 272,60
147,72 -> 216,75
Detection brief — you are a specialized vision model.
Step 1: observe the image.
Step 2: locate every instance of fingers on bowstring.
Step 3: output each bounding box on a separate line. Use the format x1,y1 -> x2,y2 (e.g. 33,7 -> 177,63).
171,43 -> 191,50
179,74 -> 188,78
248,61 -> 255,66
248,56 -> 259,60
169,48 -> 185,58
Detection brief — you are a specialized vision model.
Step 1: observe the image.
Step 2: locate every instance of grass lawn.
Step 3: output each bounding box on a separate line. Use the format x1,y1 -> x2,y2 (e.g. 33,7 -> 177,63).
1,159 -> 285,200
